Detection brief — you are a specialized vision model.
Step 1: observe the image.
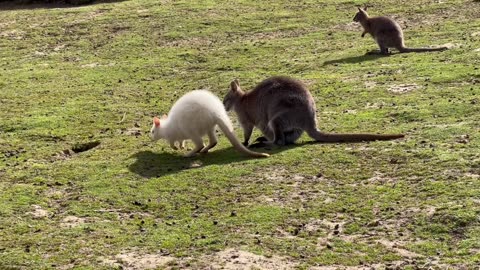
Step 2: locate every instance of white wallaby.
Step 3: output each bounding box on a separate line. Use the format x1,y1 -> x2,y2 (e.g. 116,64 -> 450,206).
150,90 -> 269,158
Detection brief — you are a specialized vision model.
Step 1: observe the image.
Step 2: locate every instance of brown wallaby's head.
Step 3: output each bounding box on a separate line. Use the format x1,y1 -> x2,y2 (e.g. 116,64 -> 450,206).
223,79 -> 244,111
353,7 -> 368,22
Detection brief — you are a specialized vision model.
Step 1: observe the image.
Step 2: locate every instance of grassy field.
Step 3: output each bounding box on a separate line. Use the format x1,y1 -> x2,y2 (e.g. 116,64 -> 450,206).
0,0 -> 479,269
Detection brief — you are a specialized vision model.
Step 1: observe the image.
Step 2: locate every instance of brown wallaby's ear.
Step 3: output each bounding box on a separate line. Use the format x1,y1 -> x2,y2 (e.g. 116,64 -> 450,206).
230,79 -> 240,92
363,6 -> 368,11
357,7 -> 362,11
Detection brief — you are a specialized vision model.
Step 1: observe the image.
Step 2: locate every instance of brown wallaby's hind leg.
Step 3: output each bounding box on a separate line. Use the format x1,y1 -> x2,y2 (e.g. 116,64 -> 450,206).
379,46 -> 389,55
256,129 -> 302,145
250,116 -> 287,147
366,48 -> 389,55
284,129 -> 303,144
249,126 -> 274,148
268,117 -> 288,146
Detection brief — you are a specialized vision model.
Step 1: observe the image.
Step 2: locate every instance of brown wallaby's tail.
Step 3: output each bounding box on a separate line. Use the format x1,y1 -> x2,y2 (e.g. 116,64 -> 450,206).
399,46 -> 447,53
216,117 -> 269,158
307,129 -> 404,143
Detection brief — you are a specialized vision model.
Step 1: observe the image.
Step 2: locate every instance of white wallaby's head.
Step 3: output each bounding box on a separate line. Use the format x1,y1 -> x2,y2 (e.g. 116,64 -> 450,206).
223,79 -> 244,111
149,115 -> 166,141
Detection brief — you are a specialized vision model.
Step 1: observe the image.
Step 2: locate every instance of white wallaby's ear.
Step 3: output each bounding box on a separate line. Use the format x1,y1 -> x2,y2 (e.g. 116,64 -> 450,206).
153,117 -> 160,127
161,114 -> 168,120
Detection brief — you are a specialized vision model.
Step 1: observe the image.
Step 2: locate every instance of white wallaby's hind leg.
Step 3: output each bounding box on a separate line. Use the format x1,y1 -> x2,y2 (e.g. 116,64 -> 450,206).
169,141 -> 178,150
179,140 -> 186,149
185,137 -> 205,157
200,129 -> 218,153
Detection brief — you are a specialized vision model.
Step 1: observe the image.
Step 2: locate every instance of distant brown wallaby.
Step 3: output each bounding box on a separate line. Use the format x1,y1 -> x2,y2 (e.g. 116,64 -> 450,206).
223,76 -> 404,147
353,7 -> 448,54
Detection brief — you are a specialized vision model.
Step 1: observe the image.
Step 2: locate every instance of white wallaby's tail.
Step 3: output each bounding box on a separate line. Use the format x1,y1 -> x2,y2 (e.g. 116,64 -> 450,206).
399,46 -> 447,53
216,117 -> 269,158
307,129 -> 404,143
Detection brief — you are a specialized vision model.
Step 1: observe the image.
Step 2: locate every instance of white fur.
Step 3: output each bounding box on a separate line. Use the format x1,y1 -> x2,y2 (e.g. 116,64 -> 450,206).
150,90 -> 268,158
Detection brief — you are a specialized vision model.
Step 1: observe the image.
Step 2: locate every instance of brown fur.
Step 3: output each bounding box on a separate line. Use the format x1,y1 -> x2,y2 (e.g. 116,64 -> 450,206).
223,76 -> 404,146
353,7 -> 447,54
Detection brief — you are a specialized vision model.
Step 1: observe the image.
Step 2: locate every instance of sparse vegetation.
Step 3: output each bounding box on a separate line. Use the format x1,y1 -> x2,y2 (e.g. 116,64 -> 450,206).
0,0 -> 479,269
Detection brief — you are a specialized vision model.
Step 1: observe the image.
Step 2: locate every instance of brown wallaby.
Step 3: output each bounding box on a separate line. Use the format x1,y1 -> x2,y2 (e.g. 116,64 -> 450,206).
223,76 -> 404,147
353,7 -> 447,55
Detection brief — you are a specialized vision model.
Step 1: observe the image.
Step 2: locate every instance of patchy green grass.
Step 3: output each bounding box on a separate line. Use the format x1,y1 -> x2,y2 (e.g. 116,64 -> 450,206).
0,0 -> 479,268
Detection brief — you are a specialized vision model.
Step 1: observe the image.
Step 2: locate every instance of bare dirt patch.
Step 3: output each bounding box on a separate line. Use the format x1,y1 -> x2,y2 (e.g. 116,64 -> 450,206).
116,252 -> 175,270
188,248 -> 298,270
100,251 -> 175,270
309,218 -> 362,250
53,44 -> 66,52
60,215 -> 86,228
364,81 -> 377,89
304,218 -> 344,235
0,29 -> 25,40
28,204 -> 49,219
124,127 -> 142,136
101,248 -> 297,270
363,171 -> 397,185
308,205 -> 431,263
94,208 -> 155,221
388,83 -> 421,94
334,22 -> 362,32
376,239 -> 422,258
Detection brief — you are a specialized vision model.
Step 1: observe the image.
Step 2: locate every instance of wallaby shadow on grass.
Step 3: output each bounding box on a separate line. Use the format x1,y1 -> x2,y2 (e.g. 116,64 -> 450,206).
128,144 -> 301,179
322,53 -> 385,66
0,0 -> 126,10
128,138 -> 388,178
